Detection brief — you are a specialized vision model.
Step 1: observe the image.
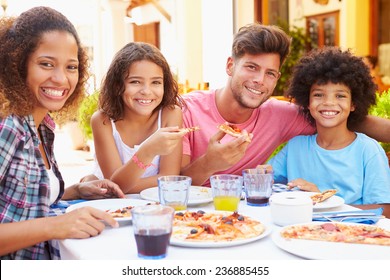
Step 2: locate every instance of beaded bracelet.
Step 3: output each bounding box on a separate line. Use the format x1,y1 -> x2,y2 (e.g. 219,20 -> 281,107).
131,154 -> 156,170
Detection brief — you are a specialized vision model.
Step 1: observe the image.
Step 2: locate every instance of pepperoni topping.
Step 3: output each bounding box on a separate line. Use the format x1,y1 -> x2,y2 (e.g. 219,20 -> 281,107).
321,223 -> 340,231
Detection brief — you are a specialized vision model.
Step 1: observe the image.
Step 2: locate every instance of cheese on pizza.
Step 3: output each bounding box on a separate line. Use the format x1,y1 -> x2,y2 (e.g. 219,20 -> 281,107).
311,189 -> 337,204
172,210 -> 265,242
281,222 -> 390,246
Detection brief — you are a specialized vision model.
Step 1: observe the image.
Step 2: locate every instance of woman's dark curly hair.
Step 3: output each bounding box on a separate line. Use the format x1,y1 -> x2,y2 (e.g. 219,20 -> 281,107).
99,42 -> 183,121
287,47 -> 377,128
0,6 -> 89,124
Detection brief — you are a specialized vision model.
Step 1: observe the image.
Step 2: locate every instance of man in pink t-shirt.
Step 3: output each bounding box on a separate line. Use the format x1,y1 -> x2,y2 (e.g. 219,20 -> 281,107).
180,23 -> 390,186
182,90 -> 313,186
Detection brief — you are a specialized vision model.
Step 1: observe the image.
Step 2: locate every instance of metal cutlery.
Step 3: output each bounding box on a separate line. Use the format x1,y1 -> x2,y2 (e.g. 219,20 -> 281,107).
312,212 -> 378,219
336,215 -> 385,222
313,214 -> 385,223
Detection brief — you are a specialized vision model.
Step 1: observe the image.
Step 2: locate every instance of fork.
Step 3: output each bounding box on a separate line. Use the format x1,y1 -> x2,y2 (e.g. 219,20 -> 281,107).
337,215 -> 385,222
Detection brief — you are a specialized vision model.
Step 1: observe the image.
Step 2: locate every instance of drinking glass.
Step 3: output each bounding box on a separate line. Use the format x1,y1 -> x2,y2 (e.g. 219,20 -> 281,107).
131,204 -> 174,259
158,175 -> 191,211
242,168 -> 273,206
210,174 -> 243,211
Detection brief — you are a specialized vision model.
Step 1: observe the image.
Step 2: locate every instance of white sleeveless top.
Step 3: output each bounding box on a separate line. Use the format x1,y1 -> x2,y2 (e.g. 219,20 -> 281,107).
47,168 -> 60,205
92,110 -> 162,180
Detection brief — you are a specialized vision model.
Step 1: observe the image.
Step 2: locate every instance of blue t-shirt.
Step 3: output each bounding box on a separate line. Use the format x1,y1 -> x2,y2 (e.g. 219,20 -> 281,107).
268,133 -> 390,204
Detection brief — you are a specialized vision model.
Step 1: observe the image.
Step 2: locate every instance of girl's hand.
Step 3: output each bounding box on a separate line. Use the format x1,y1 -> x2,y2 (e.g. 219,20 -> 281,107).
287,178 -> 320,192
49,206 -> 118,239
143,126 -> 186,156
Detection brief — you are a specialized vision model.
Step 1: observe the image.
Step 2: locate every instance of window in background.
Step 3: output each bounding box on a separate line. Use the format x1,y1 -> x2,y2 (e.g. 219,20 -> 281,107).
306,11 -> 339,50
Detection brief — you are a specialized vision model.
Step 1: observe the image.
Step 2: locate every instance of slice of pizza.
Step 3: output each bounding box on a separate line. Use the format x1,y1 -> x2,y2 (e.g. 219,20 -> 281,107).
106,206 -> 134,218
180,126 -> 200,134
105,202 -> 159,218
217,123 -> 252,142
311,189 -> 337,204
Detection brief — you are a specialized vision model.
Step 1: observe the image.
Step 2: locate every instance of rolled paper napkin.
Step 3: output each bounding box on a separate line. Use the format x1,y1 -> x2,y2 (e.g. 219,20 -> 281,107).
49,199 -> 87,216
272,184 -> 301,193
312,208 -> 384,224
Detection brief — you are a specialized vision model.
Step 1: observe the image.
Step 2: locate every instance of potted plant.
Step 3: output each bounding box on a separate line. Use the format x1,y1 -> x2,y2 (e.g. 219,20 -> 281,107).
274,20 -> 311,97
77,90 -> 99,149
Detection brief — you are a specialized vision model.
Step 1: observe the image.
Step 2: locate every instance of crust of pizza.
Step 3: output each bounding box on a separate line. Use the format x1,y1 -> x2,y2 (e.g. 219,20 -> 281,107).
311,189 -> 337,204
172,211 -> 265,242
281,222 -> 390,246
217,123 -> 251,142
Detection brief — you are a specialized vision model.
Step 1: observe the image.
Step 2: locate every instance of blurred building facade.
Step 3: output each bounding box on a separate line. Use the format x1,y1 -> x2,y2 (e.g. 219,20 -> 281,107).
3,0 -> 389,93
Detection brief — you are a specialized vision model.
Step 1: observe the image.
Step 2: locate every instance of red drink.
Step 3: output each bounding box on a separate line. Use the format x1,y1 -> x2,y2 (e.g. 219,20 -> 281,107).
246,196 -> 269,206
134,229 -> 171,259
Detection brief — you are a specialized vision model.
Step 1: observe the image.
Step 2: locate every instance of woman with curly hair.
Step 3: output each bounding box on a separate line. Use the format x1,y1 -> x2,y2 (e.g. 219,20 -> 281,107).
269,47 -> 390,204
0,6 -> 125,259
81,42 -> 188,194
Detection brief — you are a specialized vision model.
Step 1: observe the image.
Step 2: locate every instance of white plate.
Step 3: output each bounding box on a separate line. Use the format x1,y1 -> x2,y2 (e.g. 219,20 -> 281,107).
65,198 -> 153,222
272,222 -> 390,260
284,191 -> 345,210
170,212 -> 272,248
310,192 -> 345,210
140,186 -> 213,206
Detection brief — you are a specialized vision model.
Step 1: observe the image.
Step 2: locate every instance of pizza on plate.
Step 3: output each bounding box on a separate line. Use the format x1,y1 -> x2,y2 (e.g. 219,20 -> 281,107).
217,123 -> 252,142
172,210 -> 265,242
106,202 -> 159,218
281,222 -> 390,246
106,206 -> 133,218
310,189 -> 337,204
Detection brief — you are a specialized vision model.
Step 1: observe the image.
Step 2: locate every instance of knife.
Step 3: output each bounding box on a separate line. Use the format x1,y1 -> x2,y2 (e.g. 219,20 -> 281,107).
312,212 -> 378,219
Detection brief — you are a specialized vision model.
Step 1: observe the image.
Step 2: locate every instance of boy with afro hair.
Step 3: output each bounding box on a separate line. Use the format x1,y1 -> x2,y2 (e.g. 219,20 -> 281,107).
269,47 -> 390,205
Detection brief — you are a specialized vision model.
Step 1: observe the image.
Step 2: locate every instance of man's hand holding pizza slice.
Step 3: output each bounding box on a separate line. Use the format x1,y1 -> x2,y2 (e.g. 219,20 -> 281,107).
180,123 -> 253,186
199,124 -> 253,173
217,122 -> 253,143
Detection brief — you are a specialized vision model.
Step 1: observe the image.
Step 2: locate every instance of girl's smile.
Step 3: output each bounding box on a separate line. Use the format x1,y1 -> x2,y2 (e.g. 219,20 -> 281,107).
123,60 -> 164,116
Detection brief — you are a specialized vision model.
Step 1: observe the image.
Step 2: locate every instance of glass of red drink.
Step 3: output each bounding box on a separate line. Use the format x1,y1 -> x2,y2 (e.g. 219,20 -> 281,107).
242,168 -> 273,206
131,204 -> 174,259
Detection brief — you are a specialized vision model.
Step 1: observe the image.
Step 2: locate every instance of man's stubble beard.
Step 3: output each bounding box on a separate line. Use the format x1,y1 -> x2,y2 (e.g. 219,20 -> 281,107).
230,84 -> 269,110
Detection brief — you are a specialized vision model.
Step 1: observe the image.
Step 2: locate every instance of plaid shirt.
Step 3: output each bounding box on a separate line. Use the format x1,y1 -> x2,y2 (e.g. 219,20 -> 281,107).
0,114 -> 64,259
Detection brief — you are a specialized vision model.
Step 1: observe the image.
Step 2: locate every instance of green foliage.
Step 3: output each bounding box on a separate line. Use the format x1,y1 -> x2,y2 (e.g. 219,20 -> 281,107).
267,142 -> 287,162
369,89 -> 390,152
369,89 -> 390,119
274,20 -> 311,96
77,90 -> 99,140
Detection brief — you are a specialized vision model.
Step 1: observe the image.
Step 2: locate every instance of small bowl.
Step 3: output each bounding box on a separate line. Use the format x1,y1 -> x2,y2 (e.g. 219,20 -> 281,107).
270,192 -> 313,226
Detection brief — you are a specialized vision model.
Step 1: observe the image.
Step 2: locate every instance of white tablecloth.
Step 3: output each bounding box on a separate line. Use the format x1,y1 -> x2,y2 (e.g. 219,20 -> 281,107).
58,194 -> 388,260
